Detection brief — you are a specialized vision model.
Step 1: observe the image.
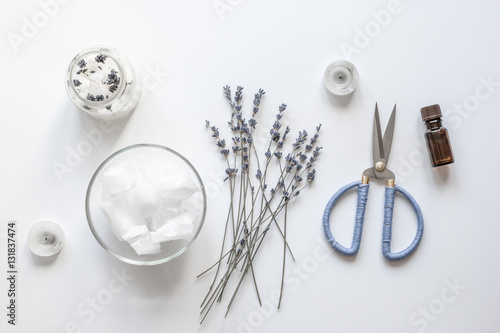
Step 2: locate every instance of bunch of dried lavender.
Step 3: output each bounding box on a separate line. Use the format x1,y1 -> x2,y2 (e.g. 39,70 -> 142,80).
199,86 -> 322,323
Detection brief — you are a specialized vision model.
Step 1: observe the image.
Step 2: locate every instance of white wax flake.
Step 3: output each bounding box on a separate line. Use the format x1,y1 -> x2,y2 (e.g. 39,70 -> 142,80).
157,168 -> 199,201
100,154 -> 202,255
148,206 -> 182,231
129,233 -> 161,255
101,162 -> 136,200
122,225 -> 149,241
101,197 -> 142,241
150,212 -> 197,243
181,191 -> 204,213
127,183 -> 160,219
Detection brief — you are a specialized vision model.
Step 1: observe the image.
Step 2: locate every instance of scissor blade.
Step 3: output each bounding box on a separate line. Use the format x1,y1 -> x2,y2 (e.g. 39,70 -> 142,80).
373,103 -> 384,164
382,105 -> 396,164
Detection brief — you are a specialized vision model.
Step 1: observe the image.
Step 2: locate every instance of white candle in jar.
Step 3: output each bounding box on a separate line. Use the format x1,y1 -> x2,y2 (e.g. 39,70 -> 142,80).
65,46 -> 141,119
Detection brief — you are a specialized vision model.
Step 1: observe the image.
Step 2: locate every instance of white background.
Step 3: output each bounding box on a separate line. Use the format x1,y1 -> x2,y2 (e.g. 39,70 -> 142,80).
1,0 -> 499,332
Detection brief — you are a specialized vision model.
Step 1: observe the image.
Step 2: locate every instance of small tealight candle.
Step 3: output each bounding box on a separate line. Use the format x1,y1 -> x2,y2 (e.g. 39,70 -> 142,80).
28,221 -> 65,257
65,46 -> 141,119
323,60 -> 359,96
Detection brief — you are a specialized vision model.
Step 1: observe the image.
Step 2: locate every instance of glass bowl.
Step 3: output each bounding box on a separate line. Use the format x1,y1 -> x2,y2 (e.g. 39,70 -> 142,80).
85,144 -> 206,265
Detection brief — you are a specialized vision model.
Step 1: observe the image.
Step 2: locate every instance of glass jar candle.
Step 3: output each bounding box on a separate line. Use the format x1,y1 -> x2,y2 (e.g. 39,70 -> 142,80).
65,46 -> 141,119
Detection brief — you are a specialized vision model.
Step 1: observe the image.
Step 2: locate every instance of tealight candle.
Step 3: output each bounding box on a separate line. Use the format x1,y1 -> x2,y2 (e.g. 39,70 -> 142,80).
323,60 -> 359,96
65,46 -> 141,119
28,221 -> 65,257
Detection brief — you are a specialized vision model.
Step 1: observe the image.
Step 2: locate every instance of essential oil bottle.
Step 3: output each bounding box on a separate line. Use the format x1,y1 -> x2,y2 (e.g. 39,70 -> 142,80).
420,104 -> 455,167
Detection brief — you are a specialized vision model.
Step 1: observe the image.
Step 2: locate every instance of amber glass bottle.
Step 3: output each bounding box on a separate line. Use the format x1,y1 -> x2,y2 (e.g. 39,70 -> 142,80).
421,104 -> 455,167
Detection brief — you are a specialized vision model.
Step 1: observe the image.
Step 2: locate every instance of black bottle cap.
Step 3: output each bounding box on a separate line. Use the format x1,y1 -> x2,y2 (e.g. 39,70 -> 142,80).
420,104 -> 442,122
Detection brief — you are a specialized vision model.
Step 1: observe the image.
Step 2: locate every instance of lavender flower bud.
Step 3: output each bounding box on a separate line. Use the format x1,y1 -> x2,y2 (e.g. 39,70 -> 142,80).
217,139 -> 226,148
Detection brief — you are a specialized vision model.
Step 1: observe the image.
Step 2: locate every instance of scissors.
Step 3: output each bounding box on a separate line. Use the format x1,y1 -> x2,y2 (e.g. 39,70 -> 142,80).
323,104 -> 424,261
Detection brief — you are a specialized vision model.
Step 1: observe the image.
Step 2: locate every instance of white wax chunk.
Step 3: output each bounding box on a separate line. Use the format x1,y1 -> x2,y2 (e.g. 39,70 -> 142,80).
157,167 -> 199,201
181,191 -> 203,213
135,153 -> 164,183
122,225 -> 149,241
126,183 -> 160,219
101,162 -> 136,200
129,233 -> 161,255
148,206 -> 182,231
150,212 -> 196,243
100,153 -> 203,256
161,196 -> 183,211
101,195 -> 142,241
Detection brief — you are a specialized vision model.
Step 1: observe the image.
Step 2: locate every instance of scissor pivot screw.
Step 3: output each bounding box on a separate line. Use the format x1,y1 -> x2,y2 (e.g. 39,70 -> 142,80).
375,162 -> 386,171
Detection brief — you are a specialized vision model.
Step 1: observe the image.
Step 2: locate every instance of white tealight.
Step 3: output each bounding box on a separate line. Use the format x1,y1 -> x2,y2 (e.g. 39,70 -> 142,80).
28,221 -> 65,257
324,60 -> 359,96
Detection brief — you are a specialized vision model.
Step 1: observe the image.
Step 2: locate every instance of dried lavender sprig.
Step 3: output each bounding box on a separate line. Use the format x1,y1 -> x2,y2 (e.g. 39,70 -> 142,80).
244,126 -> 323,263
210,137 -> 321,272
202,123 -> 243,305
231,126 -> 264,305
201,86 -> 322,322
201,185 -> 297,319
278,204 -> 289,309
201,222 -> 273,322
205,88 -> 258,303
232,111 -> 319,272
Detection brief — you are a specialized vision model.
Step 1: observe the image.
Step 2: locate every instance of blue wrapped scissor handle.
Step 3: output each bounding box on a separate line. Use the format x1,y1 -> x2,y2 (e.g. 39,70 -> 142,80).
322,180 -> 424,261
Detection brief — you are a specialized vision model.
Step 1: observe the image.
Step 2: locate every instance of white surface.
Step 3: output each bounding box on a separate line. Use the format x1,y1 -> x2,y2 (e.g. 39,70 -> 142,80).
1,0 -> 499,332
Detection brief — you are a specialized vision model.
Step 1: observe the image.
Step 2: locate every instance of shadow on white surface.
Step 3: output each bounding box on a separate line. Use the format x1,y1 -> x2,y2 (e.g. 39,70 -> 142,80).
430,164 -> 451,185
29,251 -> 62,265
